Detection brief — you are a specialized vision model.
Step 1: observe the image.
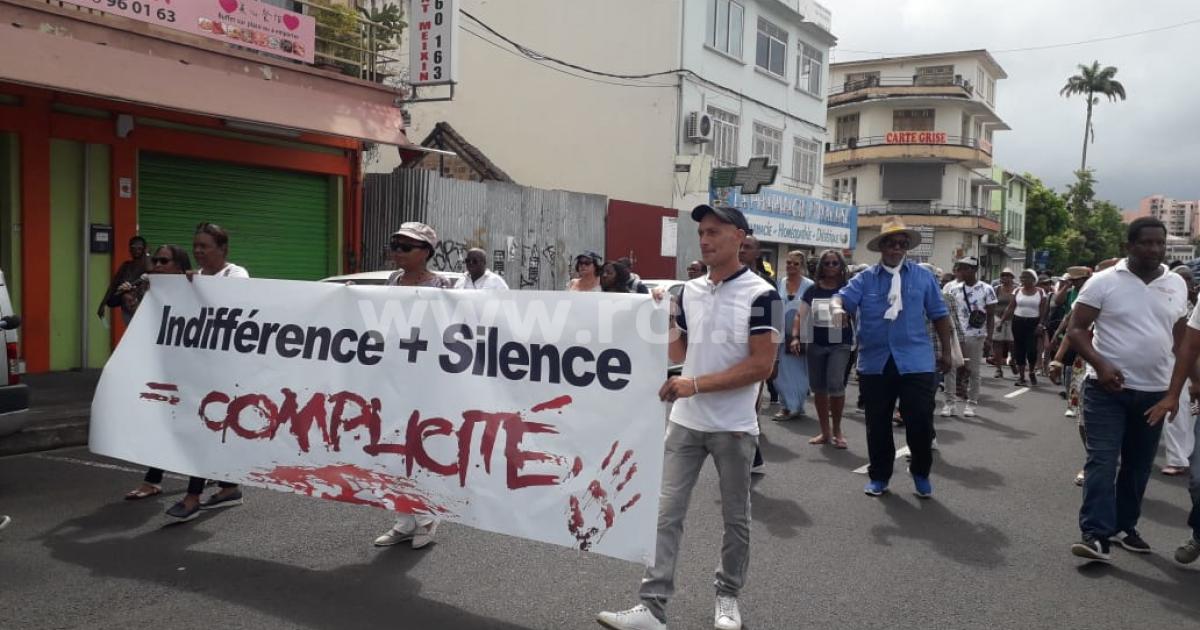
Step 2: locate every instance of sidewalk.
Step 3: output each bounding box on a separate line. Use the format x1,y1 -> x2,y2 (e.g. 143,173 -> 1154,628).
0,370 -> 98,456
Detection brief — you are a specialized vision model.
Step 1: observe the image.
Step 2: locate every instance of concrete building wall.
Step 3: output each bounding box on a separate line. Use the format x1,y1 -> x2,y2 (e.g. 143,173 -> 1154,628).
373,0 -> 684,207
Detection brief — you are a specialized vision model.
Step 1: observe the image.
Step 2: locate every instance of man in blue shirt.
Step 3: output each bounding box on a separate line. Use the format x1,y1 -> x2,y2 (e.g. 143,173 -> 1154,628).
831,217 -> 952,498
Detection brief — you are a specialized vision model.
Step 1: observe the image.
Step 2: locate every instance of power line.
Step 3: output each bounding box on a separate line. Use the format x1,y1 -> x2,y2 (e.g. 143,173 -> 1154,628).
835,16 -> 1200,58
460,27 -> 676,88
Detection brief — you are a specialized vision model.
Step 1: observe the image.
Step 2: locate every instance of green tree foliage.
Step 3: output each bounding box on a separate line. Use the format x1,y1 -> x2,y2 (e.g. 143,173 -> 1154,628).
1023,175 -> 1072,268
1025,171 -> 1125,270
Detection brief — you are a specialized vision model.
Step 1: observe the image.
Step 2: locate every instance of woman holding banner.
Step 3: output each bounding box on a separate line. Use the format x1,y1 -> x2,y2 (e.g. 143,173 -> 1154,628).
374,222 -> 451,550
568,252 -> 603,292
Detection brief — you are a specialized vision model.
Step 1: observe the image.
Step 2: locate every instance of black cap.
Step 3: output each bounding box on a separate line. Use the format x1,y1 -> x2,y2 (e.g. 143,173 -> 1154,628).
691,204 -> 750,232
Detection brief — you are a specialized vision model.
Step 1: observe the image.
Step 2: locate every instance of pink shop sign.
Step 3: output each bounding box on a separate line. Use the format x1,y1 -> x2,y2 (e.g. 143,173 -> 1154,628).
61,0 -> 316,64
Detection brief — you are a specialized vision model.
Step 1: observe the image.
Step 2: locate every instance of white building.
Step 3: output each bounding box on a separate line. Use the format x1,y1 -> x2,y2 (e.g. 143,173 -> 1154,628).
373,0 -> 841,277
823,50 -> 1010,273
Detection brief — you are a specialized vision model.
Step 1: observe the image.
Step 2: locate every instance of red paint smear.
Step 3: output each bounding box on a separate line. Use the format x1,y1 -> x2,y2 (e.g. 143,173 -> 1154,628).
600,441 -> 619,470
530,395 -> 572,413
247,464 -> 447,516
617,463 -> 638,493
567,494 -> 599,551
620,493 -> 642,513
146,382 -> 179,391
570,457 -> 583,478
587,479 -> 606,501
139,392 -> 180,406
612,450 -> 633,476
601,503 -> 615,528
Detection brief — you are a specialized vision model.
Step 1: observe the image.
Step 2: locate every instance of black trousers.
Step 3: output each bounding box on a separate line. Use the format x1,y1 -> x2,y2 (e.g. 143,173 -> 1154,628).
143,468 -> 236,495
1011,316 -> 1040,369
860,357 -> 936,482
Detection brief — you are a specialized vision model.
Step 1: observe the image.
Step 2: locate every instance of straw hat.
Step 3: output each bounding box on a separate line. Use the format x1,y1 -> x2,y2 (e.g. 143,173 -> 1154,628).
866,216 -> 922,252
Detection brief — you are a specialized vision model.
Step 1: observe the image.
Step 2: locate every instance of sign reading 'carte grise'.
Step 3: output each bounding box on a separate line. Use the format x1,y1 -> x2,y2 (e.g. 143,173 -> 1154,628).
90,276 -> 667,563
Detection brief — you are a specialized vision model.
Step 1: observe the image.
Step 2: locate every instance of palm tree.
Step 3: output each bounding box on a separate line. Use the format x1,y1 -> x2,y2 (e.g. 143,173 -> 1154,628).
1060,61 -> 1127,172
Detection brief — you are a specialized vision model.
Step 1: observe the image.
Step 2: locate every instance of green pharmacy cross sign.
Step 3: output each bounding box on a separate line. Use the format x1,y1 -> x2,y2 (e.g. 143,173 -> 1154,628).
710,156 -> 778,195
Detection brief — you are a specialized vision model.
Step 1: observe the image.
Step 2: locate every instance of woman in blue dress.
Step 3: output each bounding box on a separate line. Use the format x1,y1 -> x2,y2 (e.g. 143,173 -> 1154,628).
773,250 -> 814,421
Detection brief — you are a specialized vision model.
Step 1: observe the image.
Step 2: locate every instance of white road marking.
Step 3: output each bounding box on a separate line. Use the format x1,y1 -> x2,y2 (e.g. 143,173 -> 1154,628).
853,445 -> 910,474
1005,387 -> 1030,399
30,453 -> 188,480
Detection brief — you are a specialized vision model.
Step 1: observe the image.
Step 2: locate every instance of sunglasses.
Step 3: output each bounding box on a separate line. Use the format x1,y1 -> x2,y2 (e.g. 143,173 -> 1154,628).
152,256 -> 173,265
389,242 -> 429,253
880,238 -> 910,250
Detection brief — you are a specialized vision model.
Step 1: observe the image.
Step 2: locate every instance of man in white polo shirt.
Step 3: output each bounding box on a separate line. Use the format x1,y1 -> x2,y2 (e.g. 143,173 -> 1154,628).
1067,217 -> 1189,563
462,248 -> 509,290
597,204 -> 781,630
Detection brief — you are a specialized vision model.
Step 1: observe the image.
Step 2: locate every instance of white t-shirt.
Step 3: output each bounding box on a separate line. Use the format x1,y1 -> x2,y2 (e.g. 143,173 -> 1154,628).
462,269 -> 509,290
199,262 -> 249,278
670,267 -> 782,434
944,280 -> 998,338
1012,288 -> 1044,318
1076,259 -> 1188,391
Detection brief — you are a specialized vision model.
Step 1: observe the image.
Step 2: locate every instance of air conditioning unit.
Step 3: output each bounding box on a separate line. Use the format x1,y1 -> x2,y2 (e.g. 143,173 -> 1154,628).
685,112 -> 713,143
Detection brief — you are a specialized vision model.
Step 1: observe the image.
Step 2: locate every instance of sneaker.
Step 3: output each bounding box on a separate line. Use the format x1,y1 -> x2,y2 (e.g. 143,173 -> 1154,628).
0,515 -> 11,531
1074,471 -> 1085,486
940,402 -> 956,417
750,463 -> 766,477
864,480 -> 889,497
373,526 -> 414,547
1029,373 -> 1038,386
963,403 -> 977,417
913,475 -> 933,499
1111,530 -> 1151,554
714,595 -> 742,630
1071,535 -> 1112,563
931,438 -> 940,452
198,489 -> 243,510
411,520 -> 439,549
596,604 -> 666,630
1175,538 -> 1200,564
1064,408 -> 1078,418
165,501 -> 201,522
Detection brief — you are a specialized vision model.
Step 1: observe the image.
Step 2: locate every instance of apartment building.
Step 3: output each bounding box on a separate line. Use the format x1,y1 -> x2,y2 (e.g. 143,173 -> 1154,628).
823,50 -> 1009,273
374,0 -> 850,277
1140,194 -> 1200,240
986,167 -> 1031,276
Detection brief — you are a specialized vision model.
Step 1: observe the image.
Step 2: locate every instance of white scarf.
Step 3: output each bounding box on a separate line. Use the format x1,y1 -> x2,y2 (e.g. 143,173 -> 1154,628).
881,259 -> 904,320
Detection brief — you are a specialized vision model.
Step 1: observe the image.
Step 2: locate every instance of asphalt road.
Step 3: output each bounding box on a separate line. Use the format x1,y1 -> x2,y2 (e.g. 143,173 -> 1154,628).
1,375 -> 1198,630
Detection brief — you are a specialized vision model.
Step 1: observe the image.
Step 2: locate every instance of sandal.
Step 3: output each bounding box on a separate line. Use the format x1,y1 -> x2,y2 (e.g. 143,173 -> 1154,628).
808,435 -> 829,445
125,484 -> 162,501
771,409 -> 791,421
832,436 -> 848,449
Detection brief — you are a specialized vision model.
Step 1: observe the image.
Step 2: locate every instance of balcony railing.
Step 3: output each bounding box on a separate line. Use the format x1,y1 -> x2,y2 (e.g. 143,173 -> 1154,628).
826,135 -> 992,155
42,0 -> 402,83
858,203 -> 1001,221
829,74 -> 975,98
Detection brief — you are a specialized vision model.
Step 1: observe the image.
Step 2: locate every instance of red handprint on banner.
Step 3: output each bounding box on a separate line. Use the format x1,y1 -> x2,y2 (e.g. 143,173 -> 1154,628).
567,441 -> 643,551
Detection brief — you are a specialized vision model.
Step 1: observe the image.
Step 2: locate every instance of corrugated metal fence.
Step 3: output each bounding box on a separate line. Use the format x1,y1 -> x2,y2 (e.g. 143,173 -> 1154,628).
363,169 -> 607,290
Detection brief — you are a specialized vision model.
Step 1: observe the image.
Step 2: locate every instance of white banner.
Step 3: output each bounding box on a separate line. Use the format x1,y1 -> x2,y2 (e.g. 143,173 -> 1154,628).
90,277 -> 667,563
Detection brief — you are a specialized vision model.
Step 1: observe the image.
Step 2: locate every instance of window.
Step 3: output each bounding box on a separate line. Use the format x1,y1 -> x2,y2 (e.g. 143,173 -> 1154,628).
797,43 -> 823,94
915,64 -> 954,86
986,77 -> 996,106
792,137 -> 819,186
706,106 -> 740,167
893,109 -> 935,131
705,0 -> 744,58
835,113 -> 859,145
752,122 -> 782,166
832,177 -> 858,205
755,17 -> 788,77
844,71 -> 879,90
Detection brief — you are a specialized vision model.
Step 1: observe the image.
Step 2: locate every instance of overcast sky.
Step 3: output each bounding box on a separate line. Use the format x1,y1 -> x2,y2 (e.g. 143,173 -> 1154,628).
827,0 -> 1199,209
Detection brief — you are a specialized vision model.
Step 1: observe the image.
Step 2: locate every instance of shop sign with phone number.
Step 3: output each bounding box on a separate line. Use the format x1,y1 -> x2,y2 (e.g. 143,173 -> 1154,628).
60,0 -> 316,64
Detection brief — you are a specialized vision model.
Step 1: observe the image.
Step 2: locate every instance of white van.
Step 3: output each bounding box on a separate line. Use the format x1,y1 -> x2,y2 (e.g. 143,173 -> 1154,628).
0,269 -> 29,437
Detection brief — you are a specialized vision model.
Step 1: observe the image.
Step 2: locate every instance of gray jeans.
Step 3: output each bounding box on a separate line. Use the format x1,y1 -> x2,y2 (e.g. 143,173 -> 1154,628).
945,336 -> 986,404
639,422 -> 757,622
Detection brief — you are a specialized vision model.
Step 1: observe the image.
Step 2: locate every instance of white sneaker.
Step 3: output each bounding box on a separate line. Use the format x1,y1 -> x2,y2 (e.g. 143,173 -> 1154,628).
714,595 -> 742,630
931,438 -> 940,451
373,526 -> 413,547
940,402 -> 956,417
750,463 -> 766,476
1064,408 -> 1078,418
596,604 -> 666,630
411,520 -> 438,549
963,403 -> 977,417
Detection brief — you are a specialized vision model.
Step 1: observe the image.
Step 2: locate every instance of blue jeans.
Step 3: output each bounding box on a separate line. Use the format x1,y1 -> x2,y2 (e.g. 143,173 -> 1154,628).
1079,380 -> 1165,539
1190,412 -> 1200,541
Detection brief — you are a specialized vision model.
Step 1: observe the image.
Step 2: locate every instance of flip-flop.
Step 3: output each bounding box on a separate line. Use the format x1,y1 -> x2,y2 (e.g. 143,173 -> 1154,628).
124,485 -> 162,501
808,435 -> 829,445
832,436 -> 848,449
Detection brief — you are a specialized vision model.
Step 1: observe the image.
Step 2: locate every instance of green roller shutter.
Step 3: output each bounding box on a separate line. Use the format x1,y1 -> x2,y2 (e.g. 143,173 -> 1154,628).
139,153 -> 333,280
